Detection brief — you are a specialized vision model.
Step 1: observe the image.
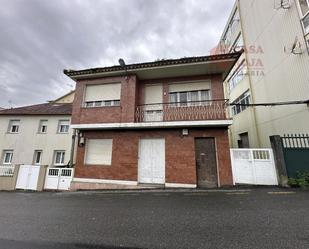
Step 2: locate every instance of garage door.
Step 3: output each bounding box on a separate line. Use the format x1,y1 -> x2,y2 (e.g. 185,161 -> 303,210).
231,149 -> 278,185
138,139 -> 165,184
16,165 -> 40,190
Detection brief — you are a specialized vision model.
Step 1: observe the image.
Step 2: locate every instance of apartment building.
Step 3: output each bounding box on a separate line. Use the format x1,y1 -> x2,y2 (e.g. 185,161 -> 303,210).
64,53 -> 240,189
0,92 -> 74,168
218,0 -> 309,148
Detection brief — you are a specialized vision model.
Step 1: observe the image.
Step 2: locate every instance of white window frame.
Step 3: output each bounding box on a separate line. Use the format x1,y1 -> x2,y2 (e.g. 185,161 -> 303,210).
168,90 -> 211,107
2,150 -> 13,165
33,150 -> 42,165
231,90 -> 251,116
228,61 -> 246,91
84,100 -> 120,108
58,120 -> 70,134
8,120 -> 20,134
222,8 -> 240,48
38,120 -> 48,134
54,151 -> 65,166
298,0 -> 309,34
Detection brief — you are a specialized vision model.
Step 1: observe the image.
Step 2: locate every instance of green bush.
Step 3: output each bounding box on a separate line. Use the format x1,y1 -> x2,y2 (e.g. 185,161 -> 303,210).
288,171 -> 309,188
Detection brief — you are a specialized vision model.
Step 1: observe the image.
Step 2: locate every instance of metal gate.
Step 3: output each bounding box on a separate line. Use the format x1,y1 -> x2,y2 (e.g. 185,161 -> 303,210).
231,149 -> 278,185
282,134 -> 309,178
44,168 -> 74,190
16,165 -> 40,190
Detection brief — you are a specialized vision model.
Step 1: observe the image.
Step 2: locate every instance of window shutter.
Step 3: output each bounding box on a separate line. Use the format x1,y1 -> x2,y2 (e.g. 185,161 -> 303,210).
144,84 -> 163,104
84,83 -> 121,102
85,139 -> 113,165
169,81 -> 211,93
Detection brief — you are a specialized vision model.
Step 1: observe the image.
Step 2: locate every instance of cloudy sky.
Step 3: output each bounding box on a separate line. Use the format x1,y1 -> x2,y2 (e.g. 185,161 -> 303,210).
0,0 -> 234,108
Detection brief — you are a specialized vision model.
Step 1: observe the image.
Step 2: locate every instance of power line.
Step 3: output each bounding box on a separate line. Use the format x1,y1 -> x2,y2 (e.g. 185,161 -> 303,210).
229,99 -> 309,107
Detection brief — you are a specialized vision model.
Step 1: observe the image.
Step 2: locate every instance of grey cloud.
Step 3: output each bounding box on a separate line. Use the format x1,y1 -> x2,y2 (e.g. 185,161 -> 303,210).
0,0 -> 234,108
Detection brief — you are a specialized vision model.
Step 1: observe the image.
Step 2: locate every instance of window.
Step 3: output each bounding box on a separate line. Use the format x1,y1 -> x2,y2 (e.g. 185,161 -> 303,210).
299,0 -> 309,34
38,120 -> 48,133
54,151 -> 65,166
228,61 -> 246,91
85,139 -> 113,165
58,120 -> 70,133
169,90 -> 211,106
84,83 -> 121,108
231,33 -> 244,52
2,150 -> 13,165
238,133 -> 250,148
84,100 -> 121,108
222,8 -> 240,48
8,120 -> 20,133
231,90 -> 251,116
33,150 -> 42,165
299,0 -> 309,16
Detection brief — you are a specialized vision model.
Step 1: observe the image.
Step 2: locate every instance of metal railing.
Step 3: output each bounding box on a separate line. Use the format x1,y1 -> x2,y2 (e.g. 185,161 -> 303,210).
135,99 -> 229,122
0,165 -> 15,177
282,134 -> 309,149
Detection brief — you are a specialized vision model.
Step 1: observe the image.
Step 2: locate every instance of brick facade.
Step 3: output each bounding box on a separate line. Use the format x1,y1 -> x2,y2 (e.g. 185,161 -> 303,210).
75,128 -> 233,187
72,74 -> 226,125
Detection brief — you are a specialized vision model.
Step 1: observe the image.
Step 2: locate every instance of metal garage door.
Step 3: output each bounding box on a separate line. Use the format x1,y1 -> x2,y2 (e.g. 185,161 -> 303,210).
231,149 -> 278,185
138,139 -> 165,184
16,165 -> 40,190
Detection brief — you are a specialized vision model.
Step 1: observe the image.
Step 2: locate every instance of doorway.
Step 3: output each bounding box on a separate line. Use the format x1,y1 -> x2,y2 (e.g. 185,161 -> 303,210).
195,138 -> 218,188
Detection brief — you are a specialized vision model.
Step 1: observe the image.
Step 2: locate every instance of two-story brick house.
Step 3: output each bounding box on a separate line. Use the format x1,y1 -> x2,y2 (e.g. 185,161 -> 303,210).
64,53 -> 241,189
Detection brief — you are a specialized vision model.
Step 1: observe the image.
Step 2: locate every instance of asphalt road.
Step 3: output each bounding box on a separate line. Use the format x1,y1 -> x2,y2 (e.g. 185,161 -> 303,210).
0,189 -> 308,249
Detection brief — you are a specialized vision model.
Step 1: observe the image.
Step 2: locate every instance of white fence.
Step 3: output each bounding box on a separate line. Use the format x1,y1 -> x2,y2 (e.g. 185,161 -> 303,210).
44,168 -> 74,190
0,165 -> 15,177
230,149 -> 278,186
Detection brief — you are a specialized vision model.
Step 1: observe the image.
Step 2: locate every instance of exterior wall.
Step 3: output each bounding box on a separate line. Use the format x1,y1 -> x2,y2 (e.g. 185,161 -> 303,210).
72,75 -> 138,124
74,128 -> 233,187
0,165 -> 19,190
0,115 -> 72,167
239,0 -> 309,147
72,74 -> 227,125
223,0 -> 309,148
54,91 -> 75,104
138,74 -> 225,105
224,54 -> 260,148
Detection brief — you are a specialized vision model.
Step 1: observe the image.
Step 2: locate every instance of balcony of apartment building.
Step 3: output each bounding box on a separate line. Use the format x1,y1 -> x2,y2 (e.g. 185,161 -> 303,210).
135,100 -> 228,123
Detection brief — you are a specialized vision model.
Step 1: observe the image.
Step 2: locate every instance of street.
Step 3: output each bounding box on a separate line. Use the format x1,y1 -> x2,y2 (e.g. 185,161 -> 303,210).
0,189 -> 308,249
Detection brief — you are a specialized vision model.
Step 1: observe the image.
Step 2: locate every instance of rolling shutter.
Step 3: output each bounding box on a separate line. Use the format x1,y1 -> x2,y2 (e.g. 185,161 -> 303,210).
145,84 -> 163,104
169,81 -> 211,93
84,83 -> 121,102
85,139 -> 113,165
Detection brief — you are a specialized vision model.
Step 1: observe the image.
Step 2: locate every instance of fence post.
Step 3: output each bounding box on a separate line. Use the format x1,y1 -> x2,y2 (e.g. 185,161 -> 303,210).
270,135 -> 288,187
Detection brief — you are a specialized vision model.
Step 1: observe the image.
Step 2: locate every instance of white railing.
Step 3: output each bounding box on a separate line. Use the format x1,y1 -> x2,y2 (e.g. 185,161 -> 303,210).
0,165 -> 15,177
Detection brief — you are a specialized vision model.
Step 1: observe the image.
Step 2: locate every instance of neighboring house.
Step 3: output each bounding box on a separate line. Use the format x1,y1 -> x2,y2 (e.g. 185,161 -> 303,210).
64,53 -> 241,189
0,93 -> 74,168
217,0 -> 309,148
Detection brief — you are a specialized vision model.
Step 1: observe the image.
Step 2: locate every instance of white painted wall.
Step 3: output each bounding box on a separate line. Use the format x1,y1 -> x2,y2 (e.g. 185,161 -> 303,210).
223,0 -> 309,147
0,115 -> 72,167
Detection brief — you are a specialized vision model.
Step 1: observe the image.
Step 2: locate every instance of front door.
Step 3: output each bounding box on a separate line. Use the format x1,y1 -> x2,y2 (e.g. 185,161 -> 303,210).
138,139 -> 165,184
195,138 -> 218,188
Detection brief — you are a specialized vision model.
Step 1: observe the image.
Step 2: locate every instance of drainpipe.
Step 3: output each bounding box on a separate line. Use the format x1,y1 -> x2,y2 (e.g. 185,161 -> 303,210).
69,129 -> 77,168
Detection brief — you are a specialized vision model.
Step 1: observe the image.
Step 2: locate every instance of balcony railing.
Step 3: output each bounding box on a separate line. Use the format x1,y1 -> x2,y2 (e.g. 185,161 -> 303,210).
135,100 -> 229,122
0,165 -> 15,177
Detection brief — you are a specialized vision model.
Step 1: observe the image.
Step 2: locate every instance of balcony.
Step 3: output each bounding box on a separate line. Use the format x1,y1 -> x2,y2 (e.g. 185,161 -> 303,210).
135,100 -> 229,123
